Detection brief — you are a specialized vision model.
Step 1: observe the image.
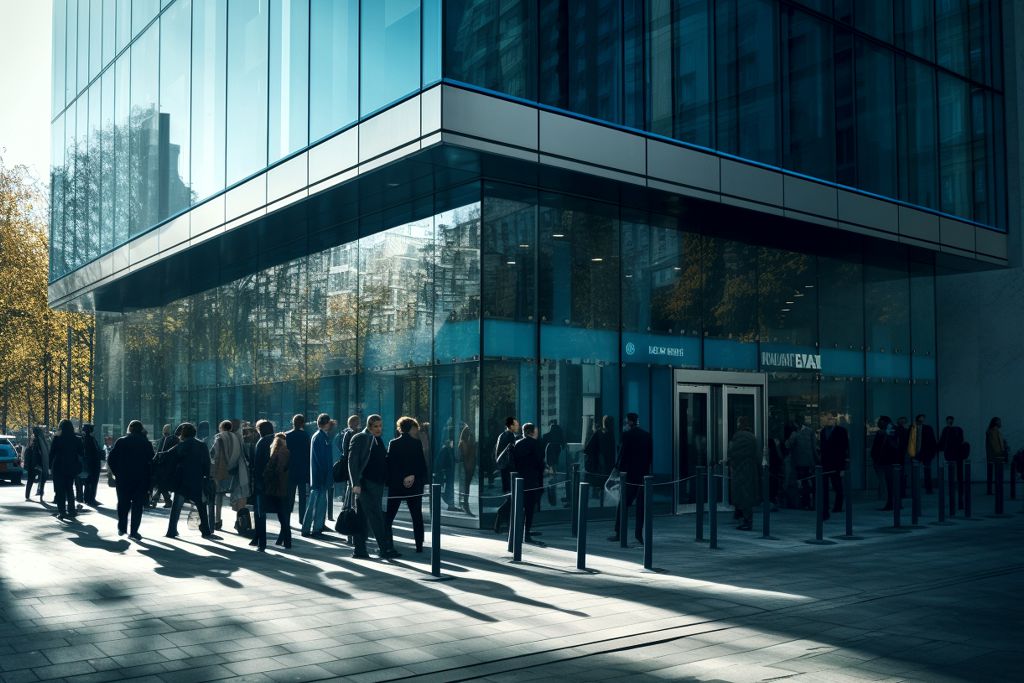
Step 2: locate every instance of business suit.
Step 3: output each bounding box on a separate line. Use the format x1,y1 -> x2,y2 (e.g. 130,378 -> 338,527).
302,428 -> 332,535
385,433 -> 427,551
492,428 -> 517,533
285,427 -> 311,525
511,436 -> 545,539
348,428 -> 393,557
107,432 -> 154,536
613,425 -> 652,542
819,425 -> 849,515
939,424 -> 966,508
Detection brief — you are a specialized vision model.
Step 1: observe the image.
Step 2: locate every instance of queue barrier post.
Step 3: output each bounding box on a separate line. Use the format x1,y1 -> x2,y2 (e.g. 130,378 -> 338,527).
512,476 -> 525,562
911,460 -> 922,526
506,471 -> 518,553
709,468 -> 718,550
577,482 -> 589,571
430,484 -> 442,577
806,466 -> 834,545
948,459 -> 957,518
761,462 -> 773,540
570,463 -> 581,538
932,458 -> 952,527
892,465 -> 902,528
964,461 -> 973,519
643,476 -> 654,570
994,461 -> 1006,517
696,466 -> 706,543
619,472 -> 629,549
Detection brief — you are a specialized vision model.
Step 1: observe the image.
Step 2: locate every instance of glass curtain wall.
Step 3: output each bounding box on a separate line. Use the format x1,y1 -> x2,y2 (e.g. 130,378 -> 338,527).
443,0 -> 1006,228
51,0 -> 444,282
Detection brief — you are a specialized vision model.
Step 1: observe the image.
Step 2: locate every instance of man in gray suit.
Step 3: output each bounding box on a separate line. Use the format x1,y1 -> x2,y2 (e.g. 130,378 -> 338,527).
347,414 -> 397,559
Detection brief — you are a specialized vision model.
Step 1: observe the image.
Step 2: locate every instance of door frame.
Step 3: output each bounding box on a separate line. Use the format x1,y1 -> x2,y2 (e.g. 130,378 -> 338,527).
672,370 -> 768,510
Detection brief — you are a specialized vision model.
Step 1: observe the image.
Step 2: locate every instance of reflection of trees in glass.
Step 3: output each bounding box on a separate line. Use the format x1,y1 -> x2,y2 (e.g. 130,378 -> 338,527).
701,236 -> 757,340
436,205 -> 482,326
758,249 -> 815,344
53,109 -> 194,280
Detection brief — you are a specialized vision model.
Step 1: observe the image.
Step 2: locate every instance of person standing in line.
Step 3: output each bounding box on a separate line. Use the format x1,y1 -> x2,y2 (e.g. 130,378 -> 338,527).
24,426 -> 50,502
80,423 -> 103,507
511,422 -> 545,543
895,416 -> 910,498
939,416 -> 966,509
302,413 -> 334,537
263,432 -> 292,549
819,413 -> 849,518
458,425 -> 477,516
334,415 -> 361,524
250,419 -> 275,551
49,420 -> 83,521
150,424 -> 179,508
491,417 -> 519,534
728,417 -> 760,531
785,415 -> 817,510
285,414 -> 311,528
583,415 -> 616,501
348,414 -> 397,559
608,413 -> 653,545
211,421 -> 245,532
166,423 -> 215,539
908,414 -> 938,494
871,416 -> 900,511
107,420 -> 154,541
385,417 -> 427,553
986,416 -> 1008,494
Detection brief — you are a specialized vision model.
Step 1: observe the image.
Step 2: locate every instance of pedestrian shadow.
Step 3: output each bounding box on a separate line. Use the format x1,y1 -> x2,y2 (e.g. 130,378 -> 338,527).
62,522 -> 132,554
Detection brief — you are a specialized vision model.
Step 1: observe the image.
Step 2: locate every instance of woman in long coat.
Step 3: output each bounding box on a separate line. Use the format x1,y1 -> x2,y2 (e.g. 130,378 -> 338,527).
728,417 -> 761,531
24,426 -> 51,502
263,432 -> 291,549
49,420 -> 83,520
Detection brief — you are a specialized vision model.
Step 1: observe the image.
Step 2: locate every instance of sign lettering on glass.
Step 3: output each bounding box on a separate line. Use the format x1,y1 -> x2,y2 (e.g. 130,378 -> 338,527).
760,351 -> 822,371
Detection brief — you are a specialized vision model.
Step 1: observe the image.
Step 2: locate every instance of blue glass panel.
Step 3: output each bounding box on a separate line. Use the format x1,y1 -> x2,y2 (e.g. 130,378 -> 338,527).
269,0 -> 309,163
445,0 -> 536,100
129,22 -> 159,235
898,59 -> 937,209
113,50 -> 130,246
102,0 -> 115,68
52,0 -> 66,116
309,0 -> 358,141
866,352 -> 910,379
100,68 -> 114,254
360,0 -> 420,116
784,9 -> 834,181
704,339 -> 757,371
89,0 -> 102,79
621,333 -> 700,367
226,0 -> 269,185
482,320 -> 535,359
191,0 -> 227,202
115,0 -> 131,51
160,0 -> 191,218
936,0 -> 968,75
66,0 -> 77,105
938,73 -> 970,218
50,113 -> 65,279
88,82 -> 101,263
132,0 -> 159,36
77,0 -> 89,94
820,349 -> 864,377
854,39 -> 896,197
422,0 -> 441,85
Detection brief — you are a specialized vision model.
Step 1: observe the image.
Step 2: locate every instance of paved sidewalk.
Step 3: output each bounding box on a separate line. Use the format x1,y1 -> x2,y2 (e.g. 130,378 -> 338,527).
0,481 -> 1021,683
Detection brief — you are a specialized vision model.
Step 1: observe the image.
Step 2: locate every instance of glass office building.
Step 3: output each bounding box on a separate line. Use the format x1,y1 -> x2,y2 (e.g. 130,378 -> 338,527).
51,0 -> 1011,526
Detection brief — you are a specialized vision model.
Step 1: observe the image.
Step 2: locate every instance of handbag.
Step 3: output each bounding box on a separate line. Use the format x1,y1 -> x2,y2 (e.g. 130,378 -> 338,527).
335,497 -> 363,536
604,469 -> 621,506
332,456 -> 349,483
235,507 -> 252,534
187,505 -> 201,530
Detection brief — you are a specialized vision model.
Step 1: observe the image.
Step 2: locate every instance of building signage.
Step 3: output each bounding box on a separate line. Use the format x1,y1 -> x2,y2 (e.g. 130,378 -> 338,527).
760,351 -> 822,371
626,341 -> 685,359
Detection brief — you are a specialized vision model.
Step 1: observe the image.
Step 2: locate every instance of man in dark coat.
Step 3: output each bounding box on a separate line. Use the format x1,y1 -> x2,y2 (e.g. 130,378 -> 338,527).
81,423 -> 103,507
609,413 -> 652,544
491,417 -> 519,534
285,415 -> 312,527
348,415 -> 396,559
251,419 -> 275,551
166,422 -> 215,538
819,414 -> 850,517
939,416 -> 966,509
728,417 -> 760,531
385,417 -> 428,552
49,420 -> 83,520
511,423 -> 545,543
910,414 -> 939,494
107,420 -> 154,540
150,424 -> 178,507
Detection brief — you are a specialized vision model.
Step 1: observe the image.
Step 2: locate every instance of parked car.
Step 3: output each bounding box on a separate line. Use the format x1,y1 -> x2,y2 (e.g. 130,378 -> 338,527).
0,436 -> 25,485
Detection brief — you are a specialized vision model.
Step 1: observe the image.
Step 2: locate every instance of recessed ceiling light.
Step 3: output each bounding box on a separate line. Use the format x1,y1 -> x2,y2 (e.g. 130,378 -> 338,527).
552,233 -> 565,238
785,300 -> 794,304
804,284 -> 814,288
673,266 -> 682,271
386,182 -> 400,188
506,260 -> 516,265
781,308 -> 791,312
591,257 -> 603,262
518,243 -> 530,248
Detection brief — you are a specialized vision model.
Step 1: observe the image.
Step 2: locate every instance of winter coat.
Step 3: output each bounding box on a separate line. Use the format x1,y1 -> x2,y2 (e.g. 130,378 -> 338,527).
728,429 -> 761,511
171,437 -> 211,502
49,433 -> 83,480
819,426 -> 849,471
511,436 -> 545,489
386,433 -> 427,494
616,426 -> 653,484
786,426 -> 817,468
107,433 -> 154,490
212,430 -> 250,500
584,429 -> 615,475
285,428 -> 311,487
264,438 -> 290,499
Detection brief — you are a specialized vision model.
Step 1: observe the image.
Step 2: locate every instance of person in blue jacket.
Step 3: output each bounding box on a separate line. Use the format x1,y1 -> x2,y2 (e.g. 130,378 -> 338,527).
302,413 -> 333,537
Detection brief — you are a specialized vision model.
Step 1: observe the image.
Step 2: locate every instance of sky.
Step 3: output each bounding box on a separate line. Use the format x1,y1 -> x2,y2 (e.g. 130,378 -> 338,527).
0,0 -> 52,183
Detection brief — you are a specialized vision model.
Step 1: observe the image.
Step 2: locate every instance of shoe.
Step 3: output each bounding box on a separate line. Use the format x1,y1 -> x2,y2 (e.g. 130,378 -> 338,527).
248,538 -> 259,546
118,530 -> 126,537
635,537 -> 644,545
300,532 -> 312,538
215,520 -> 223,530
352,551 -> 371,559
282,542 -> 292,549
275,538 -> 283,546
415,546 -> 423,553
165,532 -> 179,538
202,533 -> 221,540
163,501 -> 172,509
607,535 -> 620,542
383,549 -> 402,559
24,497 -> 29,502
256,547 -> 266,553
57,514 -> 66,521
129,532 -> 142,541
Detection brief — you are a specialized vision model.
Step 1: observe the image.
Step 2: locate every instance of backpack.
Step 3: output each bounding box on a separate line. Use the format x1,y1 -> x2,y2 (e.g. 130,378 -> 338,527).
332,456 -> 349,483
235,507 -> 252,534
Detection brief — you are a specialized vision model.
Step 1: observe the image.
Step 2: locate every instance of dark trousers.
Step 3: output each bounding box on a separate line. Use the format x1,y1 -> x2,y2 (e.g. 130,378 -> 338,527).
54,476 -> 76,516
150,485 -> 172,506
824,470 -> 844,513
26,468 -> 46,499
796,466 -> 813,509
327,484 -> 334,520
385,493 -> 424,550
875,464 -> 892,508
116,484 -> 147,534
85,471 -> 100,503
922,459 -> 934,494
949,460 -> 964,509
168,492 -> 211,536
354,480 -> 391,555
75,477 -> 85,503
254,494 -> 267,550
613,482 -> 644,540
523,489 -> 541,536
494,469 -> 511,531
987,462 -> 994,495
272,496 -> 291,546
287,482 -> 309,525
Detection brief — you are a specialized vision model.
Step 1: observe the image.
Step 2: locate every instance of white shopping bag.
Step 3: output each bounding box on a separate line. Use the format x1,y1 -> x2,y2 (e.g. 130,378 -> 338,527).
604,469 -> 621,506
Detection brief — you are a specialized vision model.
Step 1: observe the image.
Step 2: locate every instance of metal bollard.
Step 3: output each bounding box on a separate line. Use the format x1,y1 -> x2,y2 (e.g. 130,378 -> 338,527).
948,459 -> 957,517
577,482 -> 589,571
814,466 -> 824,541
512,476 -> 525,562
619,472 -> 629,548
911,461 -> 921,526
964,461 -> 973,519
937,459 -> 946,523
892,465 -> 902,528
987,462 -> 993,495
844,468 -> 855,538
430,484 -> 442,577
570,463 -> 581,537
507,471 -> 518,553
643,476 -> 654,570
995,461 -> 1005,515
709,469 -> 718,550
696,465 -> 706,542
1011,459 -> 1017,500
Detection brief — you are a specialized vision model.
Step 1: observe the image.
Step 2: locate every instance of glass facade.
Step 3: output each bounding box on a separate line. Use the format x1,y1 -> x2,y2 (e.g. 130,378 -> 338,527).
50,0 -> 443,281
94,182 -> 936,525
444,0 -> 1006,229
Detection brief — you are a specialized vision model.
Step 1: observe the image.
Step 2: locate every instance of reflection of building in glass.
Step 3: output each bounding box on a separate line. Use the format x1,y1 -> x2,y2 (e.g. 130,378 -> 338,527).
51,0 -> 1019,528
